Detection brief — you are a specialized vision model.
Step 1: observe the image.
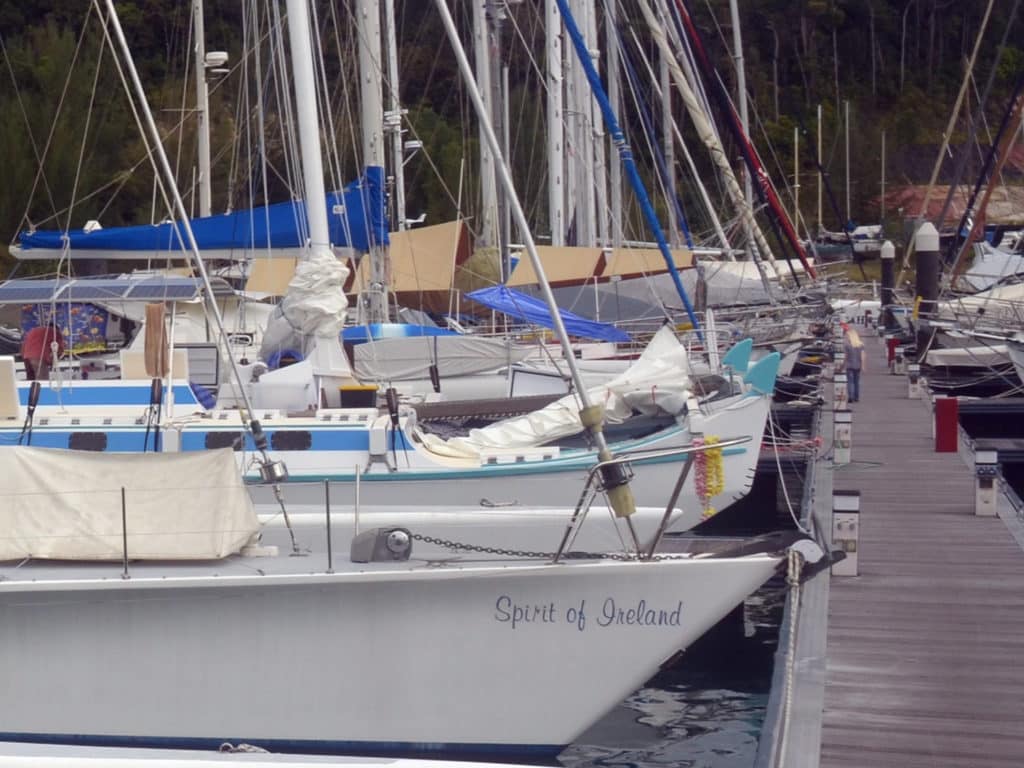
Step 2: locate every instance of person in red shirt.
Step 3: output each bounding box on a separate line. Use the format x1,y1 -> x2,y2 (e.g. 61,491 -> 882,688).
21,325 -> 65,380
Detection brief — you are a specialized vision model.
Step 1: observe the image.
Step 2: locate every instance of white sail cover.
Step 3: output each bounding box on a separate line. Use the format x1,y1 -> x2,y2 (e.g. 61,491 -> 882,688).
0,447 -> 259,561
260,247 -> 353,377
958,242 -> 1024,291
419,326 -> 691,457
354,335 -> 532,382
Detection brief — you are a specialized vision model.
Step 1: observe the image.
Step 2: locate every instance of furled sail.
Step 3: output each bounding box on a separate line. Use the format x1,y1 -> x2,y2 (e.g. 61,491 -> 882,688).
12,167 -> 389,260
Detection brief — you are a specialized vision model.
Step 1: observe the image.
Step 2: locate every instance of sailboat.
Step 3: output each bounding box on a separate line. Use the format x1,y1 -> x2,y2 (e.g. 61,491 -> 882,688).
0,0 -> 782,521
0,1 -> 820,760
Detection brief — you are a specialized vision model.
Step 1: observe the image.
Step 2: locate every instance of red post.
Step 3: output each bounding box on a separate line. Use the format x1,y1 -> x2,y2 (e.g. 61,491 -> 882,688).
934,397 -> 959,453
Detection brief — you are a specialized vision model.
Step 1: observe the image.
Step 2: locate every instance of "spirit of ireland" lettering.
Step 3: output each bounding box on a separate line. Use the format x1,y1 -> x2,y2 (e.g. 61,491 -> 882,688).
494,595 -> 682,631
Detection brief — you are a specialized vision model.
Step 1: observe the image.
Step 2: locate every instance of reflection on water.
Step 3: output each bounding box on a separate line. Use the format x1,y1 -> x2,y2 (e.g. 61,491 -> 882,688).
560,579 -> 784,768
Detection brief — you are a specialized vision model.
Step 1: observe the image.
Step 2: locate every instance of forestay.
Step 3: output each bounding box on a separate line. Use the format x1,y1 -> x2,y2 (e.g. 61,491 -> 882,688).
0,447 -> 259,561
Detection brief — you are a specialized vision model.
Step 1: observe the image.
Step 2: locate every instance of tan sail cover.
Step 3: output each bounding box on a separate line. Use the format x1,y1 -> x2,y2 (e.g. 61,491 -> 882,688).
0,447 -> 259,561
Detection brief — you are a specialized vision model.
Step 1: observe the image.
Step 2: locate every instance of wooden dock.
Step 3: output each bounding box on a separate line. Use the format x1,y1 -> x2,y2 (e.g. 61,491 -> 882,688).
763,328 -> 1024,767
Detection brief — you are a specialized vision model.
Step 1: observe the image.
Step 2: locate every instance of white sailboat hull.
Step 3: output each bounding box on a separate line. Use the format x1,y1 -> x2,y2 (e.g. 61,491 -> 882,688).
250,392 -> 769,516
1008,340 -> 1024,383
0,555 -> 781,759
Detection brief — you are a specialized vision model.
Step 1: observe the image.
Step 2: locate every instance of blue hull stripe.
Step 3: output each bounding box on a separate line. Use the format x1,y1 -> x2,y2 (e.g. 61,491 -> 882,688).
0,733 -> 563,761
1,428 -> 413,453
18,385 -> 197,407
244,446 -> 747,483
180,429 -> 412,452
0,430 -> 153,452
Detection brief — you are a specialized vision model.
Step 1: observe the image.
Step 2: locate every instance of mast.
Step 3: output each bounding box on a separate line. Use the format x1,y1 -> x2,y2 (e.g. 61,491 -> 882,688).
605,0 -> 622,248
433,0 -> 638,523
626,20 -> 730,254
793,125 -> 799,226
727,0 -> 752,251
817,103 -> 822,234
950,82 -> 1024,278
557,0 -> 703,333
844,99 -> 850,226
193,0 -> 212,217
674,0 -> 815,279
661,49 -> 678,246
586,1 -> 610,247
383,0 -> 406,232
499,26 -> 512,278
472,0 -> 500,252
640,0 -> 773,263
357,0 -> 390,322
546,0 -> 566,246
880,129 -> 886,223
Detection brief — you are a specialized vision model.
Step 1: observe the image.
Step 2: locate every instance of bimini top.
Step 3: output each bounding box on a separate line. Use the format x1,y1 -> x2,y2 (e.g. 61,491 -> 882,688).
467,284 -> 631,343
0,275 -> 233,305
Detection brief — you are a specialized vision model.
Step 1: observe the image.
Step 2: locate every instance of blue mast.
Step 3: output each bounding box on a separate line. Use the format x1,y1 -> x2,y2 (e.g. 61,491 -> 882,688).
554,0 -> 702,338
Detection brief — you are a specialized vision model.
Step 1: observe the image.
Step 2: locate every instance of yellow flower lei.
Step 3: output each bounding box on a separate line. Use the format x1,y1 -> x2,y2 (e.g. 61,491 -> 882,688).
694,435 -> 725,519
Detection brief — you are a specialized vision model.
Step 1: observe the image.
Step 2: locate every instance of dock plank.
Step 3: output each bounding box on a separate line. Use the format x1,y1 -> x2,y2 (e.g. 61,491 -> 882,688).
819,332 -> 1024,766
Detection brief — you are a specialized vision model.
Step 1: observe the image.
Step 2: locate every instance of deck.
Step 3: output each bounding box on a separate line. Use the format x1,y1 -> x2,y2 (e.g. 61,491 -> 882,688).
765,328 -> 1024,767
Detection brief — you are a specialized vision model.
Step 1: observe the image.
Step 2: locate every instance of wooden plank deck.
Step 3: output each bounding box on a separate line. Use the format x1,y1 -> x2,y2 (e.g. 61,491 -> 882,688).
819,330 -> 1024,767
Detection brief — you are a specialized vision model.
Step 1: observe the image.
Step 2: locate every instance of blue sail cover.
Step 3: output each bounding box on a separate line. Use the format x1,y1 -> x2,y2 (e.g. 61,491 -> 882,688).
467,285 -> 630,343
16,166 -> 388,256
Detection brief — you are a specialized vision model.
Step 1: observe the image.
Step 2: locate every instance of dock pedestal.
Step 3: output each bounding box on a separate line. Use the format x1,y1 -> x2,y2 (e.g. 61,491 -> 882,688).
833,409 -> 853,465
974,446 -> 999,517
907,363 -> 921,399
831,490 -> 860,576
834,372 -> 848,410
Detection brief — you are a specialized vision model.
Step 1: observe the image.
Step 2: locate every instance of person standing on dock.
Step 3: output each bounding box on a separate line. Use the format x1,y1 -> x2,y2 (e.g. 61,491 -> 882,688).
842,324 -> 866,403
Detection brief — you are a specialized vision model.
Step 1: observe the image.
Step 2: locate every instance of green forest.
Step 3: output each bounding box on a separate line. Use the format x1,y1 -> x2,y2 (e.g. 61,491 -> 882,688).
0,0 -> 1020,271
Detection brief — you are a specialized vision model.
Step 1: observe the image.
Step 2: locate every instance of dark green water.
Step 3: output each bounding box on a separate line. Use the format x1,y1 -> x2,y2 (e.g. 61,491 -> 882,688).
560,581 -> 784,768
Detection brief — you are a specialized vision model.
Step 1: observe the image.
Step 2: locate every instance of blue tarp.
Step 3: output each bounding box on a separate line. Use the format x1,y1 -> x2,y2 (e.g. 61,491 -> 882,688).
466,285 -> 630,343
341,323 -> 456,344
17,166 -> 388,255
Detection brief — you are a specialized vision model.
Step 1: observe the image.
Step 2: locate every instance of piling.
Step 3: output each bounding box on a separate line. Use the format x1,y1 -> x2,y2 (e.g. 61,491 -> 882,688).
914,223 -> 940,360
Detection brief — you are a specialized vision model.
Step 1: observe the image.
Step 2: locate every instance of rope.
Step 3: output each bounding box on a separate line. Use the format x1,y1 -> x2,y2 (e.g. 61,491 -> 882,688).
769,410 -> 811,536
776,548 -> 805,765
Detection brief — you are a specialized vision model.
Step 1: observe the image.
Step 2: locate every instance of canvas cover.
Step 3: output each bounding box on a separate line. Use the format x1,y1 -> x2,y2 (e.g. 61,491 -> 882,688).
0,447 -> 259,561
418,326 -> 691,458
467,285 -> 631,343
15,167 -> 388,258
354,334 -> 532,382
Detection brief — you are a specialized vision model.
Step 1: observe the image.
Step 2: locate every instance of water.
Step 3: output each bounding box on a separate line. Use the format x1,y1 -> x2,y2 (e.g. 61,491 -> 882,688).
560,581 -> 785,768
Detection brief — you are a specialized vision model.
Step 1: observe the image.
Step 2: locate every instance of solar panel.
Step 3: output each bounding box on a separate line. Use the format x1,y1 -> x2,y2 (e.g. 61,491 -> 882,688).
61,279 -> 134,302
125,277 -> 203,300
0,279 -> 66,303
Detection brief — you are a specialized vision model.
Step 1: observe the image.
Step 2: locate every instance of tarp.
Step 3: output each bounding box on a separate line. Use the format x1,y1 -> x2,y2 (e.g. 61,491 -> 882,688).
354,334 -> 532,382
467,284 -> 630,343
958,242 -> 1024,291
0,447 -> 259,561
15,167 -> 388,257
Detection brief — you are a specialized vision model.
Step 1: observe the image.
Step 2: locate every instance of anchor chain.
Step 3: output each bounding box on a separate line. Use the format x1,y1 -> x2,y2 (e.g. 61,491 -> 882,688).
409,532 -> 669,562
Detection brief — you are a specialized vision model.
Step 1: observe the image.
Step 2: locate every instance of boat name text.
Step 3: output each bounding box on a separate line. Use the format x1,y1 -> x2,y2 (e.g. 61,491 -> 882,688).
494,595 -> 682,631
